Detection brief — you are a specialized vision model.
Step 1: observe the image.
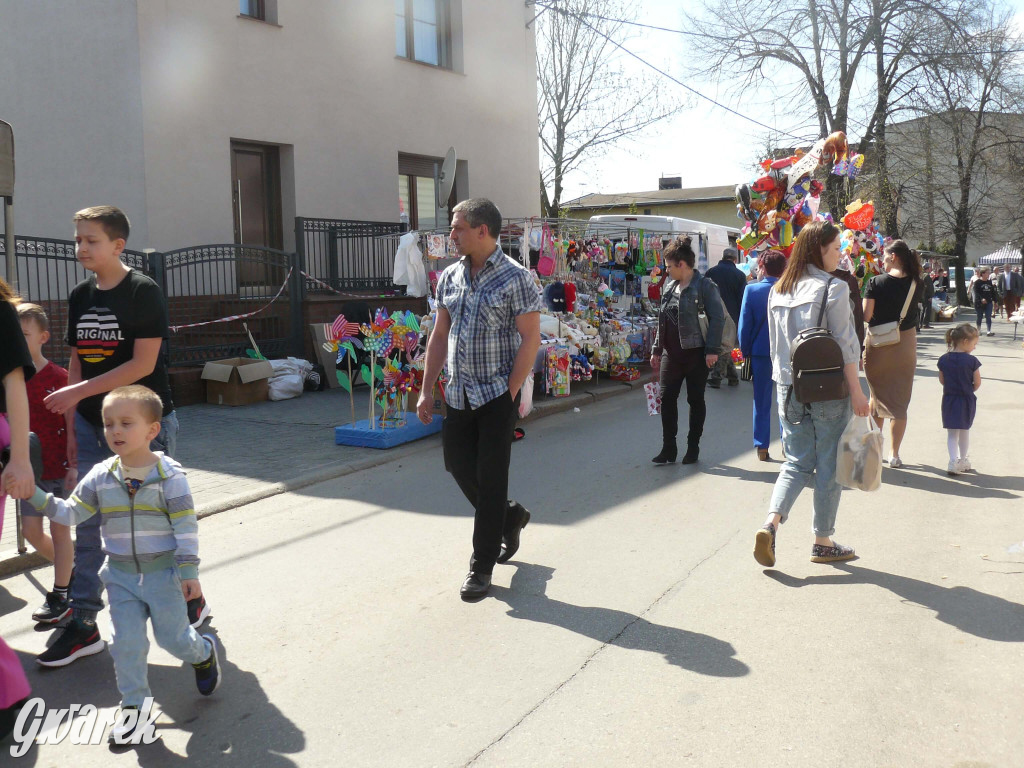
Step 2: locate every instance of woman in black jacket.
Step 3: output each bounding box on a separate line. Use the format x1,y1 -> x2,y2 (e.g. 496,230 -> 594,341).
648,237 -> 725,465
972,267 -> 997,335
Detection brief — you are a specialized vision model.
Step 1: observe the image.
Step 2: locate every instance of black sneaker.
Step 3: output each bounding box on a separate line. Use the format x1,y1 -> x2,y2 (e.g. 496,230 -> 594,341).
36,618 -> 105,667
31,591 -> 71,625
192,635 -> 221,696
187,595 -> 211,629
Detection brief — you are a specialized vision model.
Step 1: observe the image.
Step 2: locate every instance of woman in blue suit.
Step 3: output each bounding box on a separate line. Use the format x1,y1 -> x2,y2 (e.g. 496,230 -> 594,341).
738,250 -> 786,461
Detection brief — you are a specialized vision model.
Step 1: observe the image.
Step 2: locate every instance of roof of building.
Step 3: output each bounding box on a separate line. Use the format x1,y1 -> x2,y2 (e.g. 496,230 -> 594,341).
562,185 -> 736,209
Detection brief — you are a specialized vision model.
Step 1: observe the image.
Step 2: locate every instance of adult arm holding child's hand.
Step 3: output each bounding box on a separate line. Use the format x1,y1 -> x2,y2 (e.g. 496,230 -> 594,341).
1,366 -> 36,500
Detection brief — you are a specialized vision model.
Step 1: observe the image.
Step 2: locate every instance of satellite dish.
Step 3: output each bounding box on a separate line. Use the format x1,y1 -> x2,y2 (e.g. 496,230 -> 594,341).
436,146 -> 457,208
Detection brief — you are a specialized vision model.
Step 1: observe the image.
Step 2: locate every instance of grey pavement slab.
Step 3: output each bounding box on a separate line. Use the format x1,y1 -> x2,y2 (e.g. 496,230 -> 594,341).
0,377 -> 641,575
0,321 -> 1021,766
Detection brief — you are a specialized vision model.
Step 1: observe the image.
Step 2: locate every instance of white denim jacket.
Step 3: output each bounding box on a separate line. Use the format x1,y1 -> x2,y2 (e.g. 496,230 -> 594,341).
768,264 -> 861,386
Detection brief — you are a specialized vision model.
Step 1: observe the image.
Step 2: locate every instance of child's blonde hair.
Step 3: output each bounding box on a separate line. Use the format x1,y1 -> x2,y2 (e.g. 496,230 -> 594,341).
16,302 -> 49,333
0,276 -> 19,306
945,322 -> 979,350
102,385 -> 163,424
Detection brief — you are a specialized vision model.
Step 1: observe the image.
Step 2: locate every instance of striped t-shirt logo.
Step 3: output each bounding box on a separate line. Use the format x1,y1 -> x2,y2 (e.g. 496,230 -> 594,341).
77,307 -> 124,364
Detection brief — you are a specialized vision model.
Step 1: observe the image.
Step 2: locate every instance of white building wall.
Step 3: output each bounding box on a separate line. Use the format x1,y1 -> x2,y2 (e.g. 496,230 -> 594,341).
2,1 -> 540,251
0,0 -> 149,245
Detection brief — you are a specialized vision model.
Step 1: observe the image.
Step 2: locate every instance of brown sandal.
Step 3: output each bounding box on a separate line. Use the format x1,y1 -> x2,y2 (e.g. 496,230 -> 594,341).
753,523 -> 776,567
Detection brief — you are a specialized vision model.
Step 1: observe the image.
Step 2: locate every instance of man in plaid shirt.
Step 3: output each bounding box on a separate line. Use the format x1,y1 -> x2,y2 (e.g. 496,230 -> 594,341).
417,198 -> 542,599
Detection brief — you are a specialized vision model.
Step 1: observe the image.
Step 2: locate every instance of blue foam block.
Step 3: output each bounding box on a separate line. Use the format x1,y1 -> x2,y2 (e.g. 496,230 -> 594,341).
334,414 -> 442,449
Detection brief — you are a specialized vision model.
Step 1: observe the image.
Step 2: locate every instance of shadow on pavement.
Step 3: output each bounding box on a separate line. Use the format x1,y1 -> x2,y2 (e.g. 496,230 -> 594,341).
765,563 -> 1024,642
881,466 -> 1022,499
0,584 -> 28,619
2,628 -> 303,766
139,630 -> 304,767
492,563 -> 749,678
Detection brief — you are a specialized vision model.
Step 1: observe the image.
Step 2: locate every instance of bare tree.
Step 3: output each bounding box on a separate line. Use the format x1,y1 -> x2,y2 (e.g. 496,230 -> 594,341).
890,14 -> 1024,302
690,0 -> 980,220
536,0 -> 682,217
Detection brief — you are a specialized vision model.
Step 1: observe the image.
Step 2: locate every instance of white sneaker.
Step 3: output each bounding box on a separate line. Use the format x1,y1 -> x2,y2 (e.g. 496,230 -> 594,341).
947,459 -> 960,476
958,457 -> 972,473
888,456 -> 903,468
108,706 -> 157,746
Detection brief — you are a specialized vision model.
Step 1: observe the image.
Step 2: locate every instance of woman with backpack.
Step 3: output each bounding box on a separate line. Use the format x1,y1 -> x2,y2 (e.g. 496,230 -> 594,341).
752,221 -> 870,568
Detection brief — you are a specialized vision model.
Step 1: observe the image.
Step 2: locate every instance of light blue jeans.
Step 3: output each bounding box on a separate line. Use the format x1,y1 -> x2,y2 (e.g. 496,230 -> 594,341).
99,562 -> 210,707
769,385 -> 850,537
71,411 -> 179,621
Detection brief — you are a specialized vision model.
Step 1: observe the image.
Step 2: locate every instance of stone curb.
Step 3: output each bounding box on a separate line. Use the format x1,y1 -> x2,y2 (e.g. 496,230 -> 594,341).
0,378 -> 641,579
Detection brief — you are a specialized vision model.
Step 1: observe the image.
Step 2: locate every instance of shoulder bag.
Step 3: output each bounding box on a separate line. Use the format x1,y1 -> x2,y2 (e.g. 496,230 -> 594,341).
696,277 -> 737,356
866,280 -> 916,347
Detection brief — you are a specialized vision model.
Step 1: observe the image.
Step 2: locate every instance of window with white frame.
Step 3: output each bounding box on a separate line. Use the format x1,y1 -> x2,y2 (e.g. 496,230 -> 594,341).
395,0 -> 452,68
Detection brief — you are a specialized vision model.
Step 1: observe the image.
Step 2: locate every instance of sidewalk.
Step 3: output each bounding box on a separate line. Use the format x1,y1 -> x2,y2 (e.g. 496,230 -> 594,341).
0,373 -> 646,576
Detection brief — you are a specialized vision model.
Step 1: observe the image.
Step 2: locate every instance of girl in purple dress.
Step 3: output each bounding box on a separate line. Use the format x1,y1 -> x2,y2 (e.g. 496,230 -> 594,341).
937,324 -> 981,475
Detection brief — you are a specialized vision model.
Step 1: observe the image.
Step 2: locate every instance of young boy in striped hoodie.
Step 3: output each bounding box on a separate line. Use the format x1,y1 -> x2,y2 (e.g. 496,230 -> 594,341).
28,385 -> 221,745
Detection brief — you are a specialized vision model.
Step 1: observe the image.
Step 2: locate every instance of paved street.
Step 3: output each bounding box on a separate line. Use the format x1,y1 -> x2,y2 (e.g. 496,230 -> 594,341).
1,322 -> 1022,767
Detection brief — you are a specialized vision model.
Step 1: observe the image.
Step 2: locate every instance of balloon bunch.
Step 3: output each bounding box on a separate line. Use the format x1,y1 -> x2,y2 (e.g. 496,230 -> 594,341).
839,199 -> 886,293
734,130 -> 866,257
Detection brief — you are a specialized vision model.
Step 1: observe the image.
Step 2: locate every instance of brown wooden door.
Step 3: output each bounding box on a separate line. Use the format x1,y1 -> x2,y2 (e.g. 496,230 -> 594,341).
231,141 -> 283,289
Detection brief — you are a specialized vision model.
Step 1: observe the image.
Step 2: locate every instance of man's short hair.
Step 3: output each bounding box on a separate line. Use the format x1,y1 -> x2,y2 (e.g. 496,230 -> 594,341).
721,247 -> 738,262
74,205 -> 130,242
103,385 -> 163,424
16,302 -> 49,333
452,198 -> 502,239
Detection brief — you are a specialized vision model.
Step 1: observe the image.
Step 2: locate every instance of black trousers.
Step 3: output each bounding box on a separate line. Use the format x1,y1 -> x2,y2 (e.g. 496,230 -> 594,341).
659,348 -> 709,445
443,390 -> 520,575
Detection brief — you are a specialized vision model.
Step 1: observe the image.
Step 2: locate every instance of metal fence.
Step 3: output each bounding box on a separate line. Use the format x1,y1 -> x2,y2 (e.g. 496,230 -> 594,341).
1,235 -> 151,367
3,236 -> 303,366
159,244 -> 303,365
296,217 -> 404,291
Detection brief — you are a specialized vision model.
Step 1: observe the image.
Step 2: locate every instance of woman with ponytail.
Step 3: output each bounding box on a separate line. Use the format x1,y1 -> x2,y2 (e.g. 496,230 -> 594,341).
753,221 -> 869,568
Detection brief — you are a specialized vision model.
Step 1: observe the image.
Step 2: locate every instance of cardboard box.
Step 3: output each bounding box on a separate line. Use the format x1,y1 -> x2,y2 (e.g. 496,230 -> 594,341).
201,357 -> 273,406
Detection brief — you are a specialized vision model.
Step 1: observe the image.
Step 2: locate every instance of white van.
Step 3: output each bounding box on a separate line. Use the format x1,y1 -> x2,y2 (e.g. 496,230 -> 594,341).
586,215 -> 741,272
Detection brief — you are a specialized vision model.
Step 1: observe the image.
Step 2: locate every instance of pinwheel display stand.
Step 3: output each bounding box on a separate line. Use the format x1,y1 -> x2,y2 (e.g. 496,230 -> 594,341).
334,415 -> 441,449
319,307 -> 442,449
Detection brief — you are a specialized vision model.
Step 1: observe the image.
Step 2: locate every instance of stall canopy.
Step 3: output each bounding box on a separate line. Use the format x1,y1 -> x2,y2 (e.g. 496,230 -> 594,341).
978,242 -> 1024,266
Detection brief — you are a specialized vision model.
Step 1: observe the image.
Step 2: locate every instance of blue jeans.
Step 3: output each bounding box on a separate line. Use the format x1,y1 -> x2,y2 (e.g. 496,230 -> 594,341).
99,562 -> 210,707
71,411 -> 179,621
769,385 -> 850,537
976,301 -> 992,332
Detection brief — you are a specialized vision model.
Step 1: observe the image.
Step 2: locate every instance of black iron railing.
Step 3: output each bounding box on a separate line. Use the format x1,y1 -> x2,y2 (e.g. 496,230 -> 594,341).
296,217 -> 404,291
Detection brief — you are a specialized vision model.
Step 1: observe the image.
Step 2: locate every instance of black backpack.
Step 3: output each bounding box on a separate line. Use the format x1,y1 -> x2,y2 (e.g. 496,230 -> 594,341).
790,277 -> 849,405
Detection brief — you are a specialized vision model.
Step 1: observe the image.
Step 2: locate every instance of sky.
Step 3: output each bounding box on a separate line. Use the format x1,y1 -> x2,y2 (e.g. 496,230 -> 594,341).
555,0 -> 1024,203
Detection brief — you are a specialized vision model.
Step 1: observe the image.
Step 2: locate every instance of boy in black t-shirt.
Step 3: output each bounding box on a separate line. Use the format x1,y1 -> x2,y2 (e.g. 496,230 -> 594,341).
39,206 -> 210,668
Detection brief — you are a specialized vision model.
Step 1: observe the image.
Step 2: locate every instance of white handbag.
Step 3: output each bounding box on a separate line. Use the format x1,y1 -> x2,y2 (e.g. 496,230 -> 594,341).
867,281 -> 917,347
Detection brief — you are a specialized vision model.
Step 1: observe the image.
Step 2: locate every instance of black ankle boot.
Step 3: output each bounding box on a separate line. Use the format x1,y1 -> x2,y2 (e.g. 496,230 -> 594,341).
652,442 -> 677,464
681,442 -> 699,464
